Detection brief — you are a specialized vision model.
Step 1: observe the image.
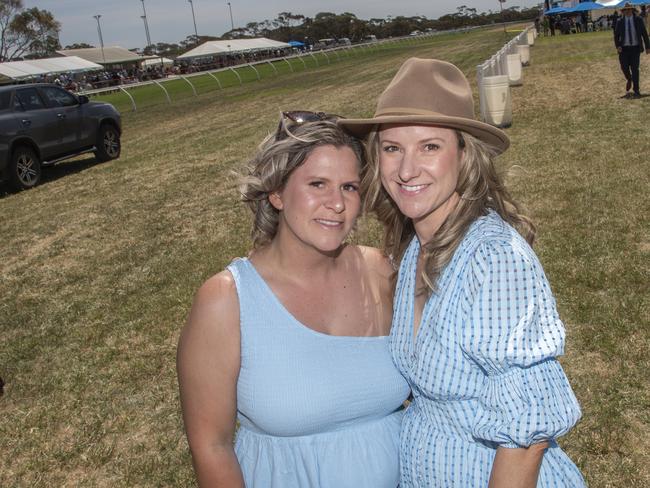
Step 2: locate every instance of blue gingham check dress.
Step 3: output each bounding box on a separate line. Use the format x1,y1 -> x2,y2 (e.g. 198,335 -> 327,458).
391,211 -> 586,487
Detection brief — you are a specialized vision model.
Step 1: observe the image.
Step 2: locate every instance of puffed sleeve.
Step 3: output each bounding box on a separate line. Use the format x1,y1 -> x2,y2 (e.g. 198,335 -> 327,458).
462,238 -> 582,448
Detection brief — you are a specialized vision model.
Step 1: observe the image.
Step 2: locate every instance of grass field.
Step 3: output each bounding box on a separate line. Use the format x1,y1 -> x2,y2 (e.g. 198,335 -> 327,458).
87,39 -> 440,114
1,26 -> 649,487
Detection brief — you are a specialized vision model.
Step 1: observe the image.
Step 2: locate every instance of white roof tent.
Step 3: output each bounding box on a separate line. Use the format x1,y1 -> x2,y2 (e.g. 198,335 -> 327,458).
177,37 -> 291,60
141,57 -> 174,67
0,56 -> 103,82
57,46 -> 153,65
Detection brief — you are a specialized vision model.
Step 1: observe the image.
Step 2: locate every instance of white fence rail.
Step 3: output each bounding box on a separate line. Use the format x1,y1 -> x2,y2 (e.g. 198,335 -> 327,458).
477,25 -> 536,126
79,26 -> 484,111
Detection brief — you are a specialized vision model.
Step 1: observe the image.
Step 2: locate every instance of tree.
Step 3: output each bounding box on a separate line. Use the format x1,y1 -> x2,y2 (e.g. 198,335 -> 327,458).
0,0 -> 61,60
64,43 -> 94,50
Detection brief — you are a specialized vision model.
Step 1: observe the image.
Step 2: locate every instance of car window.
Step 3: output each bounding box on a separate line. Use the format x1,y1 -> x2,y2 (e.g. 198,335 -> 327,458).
15,88 -> 45,111
40,86 -> 78,108
0,91 -> 11,112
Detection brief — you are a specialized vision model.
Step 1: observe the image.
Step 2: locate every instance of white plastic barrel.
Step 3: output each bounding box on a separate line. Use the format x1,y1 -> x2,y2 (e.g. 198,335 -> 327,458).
516,44 -> 530,66
506,53 -> 523,86
527,29 -> 535,45
481,75 -> 512,128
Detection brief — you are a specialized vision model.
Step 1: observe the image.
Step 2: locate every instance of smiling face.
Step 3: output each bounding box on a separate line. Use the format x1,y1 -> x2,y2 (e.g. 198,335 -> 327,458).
270,144 -> 361,254
378,124 -> 463,241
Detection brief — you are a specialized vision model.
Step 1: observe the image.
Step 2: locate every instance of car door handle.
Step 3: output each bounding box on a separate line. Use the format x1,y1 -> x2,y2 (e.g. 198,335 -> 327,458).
57,113 -> 66,119
21,119 -> 31,126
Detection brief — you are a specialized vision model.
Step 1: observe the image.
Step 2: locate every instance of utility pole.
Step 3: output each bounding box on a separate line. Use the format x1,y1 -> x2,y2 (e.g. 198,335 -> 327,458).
93,15 -> 106,63
140,0 -> 152,48
140,16 -> 149,48
227,2 -> 234,31
498,0 -> 507,39
188,0 -> 198,39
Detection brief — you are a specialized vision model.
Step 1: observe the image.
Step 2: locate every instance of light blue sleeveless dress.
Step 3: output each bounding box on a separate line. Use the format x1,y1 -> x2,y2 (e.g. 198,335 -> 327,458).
227,258 -> 411,488
391,211 -> 585,487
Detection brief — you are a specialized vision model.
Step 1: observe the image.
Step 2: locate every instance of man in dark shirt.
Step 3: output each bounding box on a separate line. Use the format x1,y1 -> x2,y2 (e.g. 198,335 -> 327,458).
614,3 -> 650,98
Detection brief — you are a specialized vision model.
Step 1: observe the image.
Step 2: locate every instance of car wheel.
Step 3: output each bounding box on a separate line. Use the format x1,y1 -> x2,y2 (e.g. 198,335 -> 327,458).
95,124 -> 121,162
9,146 -> 41,190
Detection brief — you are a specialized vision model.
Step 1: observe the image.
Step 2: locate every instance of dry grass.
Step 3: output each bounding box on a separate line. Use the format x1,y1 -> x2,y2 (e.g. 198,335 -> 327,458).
1,28 -> 648,486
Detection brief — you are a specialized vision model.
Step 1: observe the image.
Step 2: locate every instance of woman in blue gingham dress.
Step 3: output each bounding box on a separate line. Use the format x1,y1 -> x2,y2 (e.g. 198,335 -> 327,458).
339,58 -> 584,486
391,212 -> 585,486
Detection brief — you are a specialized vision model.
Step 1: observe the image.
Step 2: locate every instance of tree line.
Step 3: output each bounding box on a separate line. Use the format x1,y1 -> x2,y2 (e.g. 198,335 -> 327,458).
228,7 -> 540,43
145,6 -> 541,58
0,1 -> 540,61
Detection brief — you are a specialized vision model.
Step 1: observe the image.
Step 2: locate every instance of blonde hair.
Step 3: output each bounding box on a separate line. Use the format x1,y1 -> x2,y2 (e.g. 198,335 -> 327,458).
363,128 -> 535,293
240,119 -> 365,249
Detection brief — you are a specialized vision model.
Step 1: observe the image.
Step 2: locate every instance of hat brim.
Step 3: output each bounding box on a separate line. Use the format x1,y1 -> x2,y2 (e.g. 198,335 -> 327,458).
338,114 -> 510,154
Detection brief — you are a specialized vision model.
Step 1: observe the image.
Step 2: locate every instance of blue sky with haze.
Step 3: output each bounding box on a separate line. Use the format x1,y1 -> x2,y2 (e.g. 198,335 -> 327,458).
24,1 -> 540,49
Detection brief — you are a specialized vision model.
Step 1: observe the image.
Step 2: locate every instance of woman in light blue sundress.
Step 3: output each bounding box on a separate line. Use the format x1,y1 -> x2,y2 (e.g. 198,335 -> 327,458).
340,58 -> 585,487
177,113 -> 410,487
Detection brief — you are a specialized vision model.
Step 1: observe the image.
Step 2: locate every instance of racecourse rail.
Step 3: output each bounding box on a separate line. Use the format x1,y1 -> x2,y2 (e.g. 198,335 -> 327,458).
80,22 -> 532,113
476,24 -> 536,125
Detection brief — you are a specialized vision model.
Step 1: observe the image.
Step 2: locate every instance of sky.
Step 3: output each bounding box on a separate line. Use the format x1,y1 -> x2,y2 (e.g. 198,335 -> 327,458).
23,1 -> 541,50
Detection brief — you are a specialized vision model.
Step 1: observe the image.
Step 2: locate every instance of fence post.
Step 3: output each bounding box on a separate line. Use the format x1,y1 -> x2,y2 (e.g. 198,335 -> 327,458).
207,70 -> 223,89
118,86 -> 137,111
267,60 -> 278,75
248,63 -> 261,81
230,67 -> 243,85
179,75 -> 198,96
282,57 -> 294,72
309,52 -> 319,67
152,80 -> 172,103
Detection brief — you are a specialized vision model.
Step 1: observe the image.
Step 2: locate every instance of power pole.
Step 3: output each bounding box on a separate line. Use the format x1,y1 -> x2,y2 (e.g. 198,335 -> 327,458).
227,2 -> 234,31
189,0 -> 199,39
93,15 -> 106,63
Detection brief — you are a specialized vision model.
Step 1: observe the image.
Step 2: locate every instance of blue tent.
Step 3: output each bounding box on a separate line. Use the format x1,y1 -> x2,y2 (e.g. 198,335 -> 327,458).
544,6 -> 568,14
288,40 -> 305,47
563,1 -> 605,12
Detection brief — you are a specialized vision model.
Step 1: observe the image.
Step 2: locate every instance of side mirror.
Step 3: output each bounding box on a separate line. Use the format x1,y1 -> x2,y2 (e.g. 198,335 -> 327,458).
78,95 -> 89,105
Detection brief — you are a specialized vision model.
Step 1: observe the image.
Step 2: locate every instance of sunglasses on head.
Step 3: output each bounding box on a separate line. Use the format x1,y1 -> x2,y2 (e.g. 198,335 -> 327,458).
275,111 -> 341,141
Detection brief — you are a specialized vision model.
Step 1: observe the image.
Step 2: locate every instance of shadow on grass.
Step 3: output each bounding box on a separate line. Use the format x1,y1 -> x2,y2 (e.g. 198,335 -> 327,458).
619,93 -> 650,99
0,155 -> 104,199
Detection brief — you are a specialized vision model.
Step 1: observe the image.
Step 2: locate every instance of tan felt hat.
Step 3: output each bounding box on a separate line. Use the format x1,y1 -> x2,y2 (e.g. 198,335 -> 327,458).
338,58 -> 510,153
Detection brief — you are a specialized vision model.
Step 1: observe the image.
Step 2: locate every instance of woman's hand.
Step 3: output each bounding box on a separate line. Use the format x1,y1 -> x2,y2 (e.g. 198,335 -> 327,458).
488,442 -> 549,488
177,271 -> 244,488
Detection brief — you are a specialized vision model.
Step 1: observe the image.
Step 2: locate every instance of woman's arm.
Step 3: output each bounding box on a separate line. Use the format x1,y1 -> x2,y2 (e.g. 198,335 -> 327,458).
177,272 -> 244,488
488,442 -> 549,488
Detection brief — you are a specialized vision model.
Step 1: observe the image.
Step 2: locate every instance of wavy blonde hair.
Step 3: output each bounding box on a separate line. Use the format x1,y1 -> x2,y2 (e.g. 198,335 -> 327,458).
240,119 -> 365,249
363,128 -> 536,294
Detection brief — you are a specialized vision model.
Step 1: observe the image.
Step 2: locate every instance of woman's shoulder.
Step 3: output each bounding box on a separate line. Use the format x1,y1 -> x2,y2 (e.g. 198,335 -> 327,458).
464,212 -> 535,259
192,268 -> 240,320
456,213 -> 545,291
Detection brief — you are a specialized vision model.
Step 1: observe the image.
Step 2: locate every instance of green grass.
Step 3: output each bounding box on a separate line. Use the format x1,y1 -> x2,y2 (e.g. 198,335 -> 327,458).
87,34 -> 479,114
1,27 -> 648,487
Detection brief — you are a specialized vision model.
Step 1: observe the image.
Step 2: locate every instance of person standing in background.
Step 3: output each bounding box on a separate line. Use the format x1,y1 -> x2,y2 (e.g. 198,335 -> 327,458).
614,3 -> 650,98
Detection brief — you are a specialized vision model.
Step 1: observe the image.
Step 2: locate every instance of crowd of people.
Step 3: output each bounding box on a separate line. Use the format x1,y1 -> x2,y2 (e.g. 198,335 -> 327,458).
32,65 -> 175,91
539,5 -> 649,36
28,47 -> 297,92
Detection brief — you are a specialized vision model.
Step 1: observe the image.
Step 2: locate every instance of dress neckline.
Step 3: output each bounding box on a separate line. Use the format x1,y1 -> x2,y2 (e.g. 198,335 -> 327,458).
403,211 -> 500,346
240,258 -> 389,341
